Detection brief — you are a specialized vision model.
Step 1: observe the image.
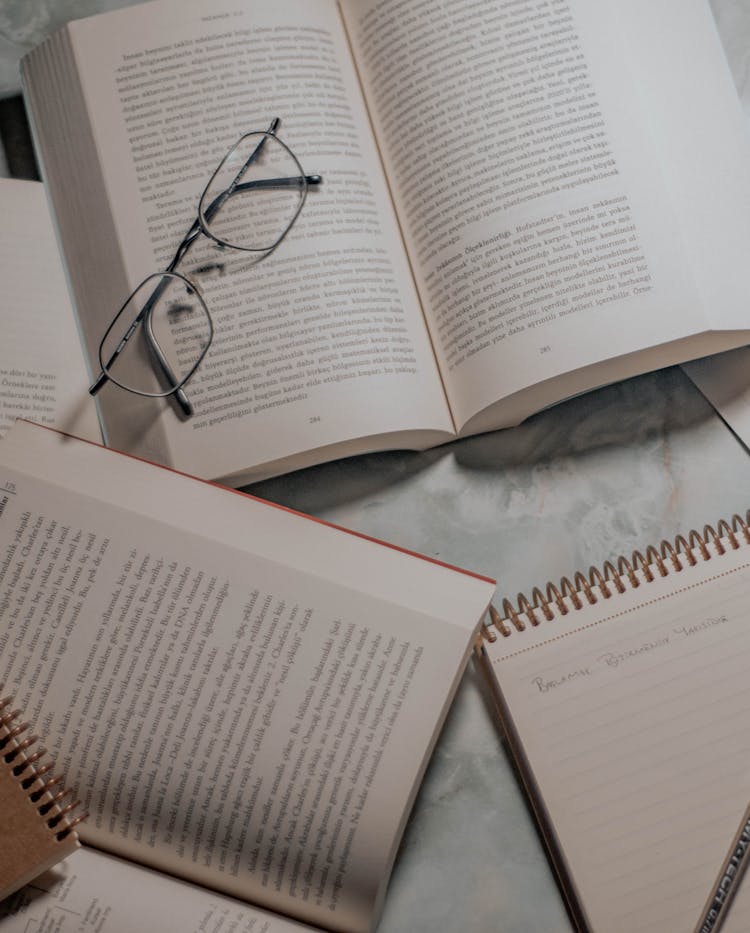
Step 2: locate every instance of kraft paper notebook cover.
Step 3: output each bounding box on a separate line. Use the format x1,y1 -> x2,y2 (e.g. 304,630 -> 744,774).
0,691 -> 85,901
478,515 -> 750,933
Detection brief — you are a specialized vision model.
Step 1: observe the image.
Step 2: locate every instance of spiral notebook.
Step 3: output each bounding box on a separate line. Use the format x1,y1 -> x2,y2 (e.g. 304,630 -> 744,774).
478,514 -> 750,933
0,690 -> 85,901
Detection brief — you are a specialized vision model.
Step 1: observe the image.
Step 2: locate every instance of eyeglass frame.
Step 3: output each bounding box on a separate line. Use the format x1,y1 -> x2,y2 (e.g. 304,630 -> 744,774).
88,117 -> 321,417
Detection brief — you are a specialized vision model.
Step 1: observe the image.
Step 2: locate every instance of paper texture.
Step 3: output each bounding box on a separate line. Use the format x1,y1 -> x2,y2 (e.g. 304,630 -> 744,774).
0,846 -> 313,932
483,538 -> 750,932
0,179 -> 99,441
0,422 -> 494,932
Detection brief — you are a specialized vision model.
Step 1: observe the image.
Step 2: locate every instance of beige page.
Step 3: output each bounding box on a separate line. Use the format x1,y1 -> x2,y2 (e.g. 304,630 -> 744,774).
482,536 -> 750,932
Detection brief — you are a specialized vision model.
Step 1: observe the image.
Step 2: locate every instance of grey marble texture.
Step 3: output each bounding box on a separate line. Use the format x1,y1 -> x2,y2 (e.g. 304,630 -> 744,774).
0,0 -> 141,97
2,1 -> 750,931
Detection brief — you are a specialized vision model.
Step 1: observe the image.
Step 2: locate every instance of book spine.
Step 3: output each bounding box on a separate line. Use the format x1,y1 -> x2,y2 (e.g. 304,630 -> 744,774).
484,511 -> 750,640
0,688 -> 86,840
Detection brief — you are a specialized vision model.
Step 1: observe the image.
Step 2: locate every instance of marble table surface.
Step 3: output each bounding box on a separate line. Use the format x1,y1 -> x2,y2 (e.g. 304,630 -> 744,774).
2,2 -> 750,931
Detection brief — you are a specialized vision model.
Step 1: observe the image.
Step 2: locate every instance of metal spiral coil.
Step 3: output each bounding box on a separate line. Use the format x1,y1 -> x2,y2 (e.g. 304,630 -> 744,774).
0,687 -> 86,840
483,512 -> 750,641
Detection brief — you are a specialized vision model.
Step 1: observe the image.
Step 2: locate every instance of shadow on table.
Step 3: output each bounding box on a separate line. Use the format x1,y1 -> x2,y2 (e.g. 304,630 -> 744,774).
454,366 -> 717,472
0,94 -> 39,179
248,443 -> 450,515
251,366 -> 720,515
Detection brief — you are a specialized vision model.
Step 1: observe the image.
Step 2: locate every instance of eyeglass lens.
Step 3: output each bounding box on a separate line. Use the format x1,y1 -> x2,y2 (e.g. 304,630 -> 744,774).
99,272 -> 212,397
199,131 -> 307,252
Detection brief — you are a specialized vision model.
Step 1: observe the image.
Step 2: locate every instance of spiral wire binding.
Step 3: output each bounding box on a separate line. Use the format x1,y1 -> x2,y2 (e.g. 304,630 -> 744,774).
483,512 -> 750,641
0,687 -> 87,841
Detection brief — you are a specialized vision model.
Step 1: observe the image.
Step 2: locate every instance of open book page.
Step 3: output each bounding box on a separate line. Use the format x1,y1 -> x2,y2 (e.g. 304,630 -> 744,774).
0,180 -> 99,442
0,847 -> 316,933
0,423 -> 494,933
480,539 -> 750,932
341,0 -> 750,432
23,0 -> 453,484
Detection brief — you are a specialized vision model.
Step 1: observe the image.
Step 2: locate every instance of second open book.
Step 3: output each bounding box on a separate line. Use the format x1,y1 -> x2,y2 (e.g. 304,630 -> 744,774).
19,0 -> 750,484
0,421 -> 494,932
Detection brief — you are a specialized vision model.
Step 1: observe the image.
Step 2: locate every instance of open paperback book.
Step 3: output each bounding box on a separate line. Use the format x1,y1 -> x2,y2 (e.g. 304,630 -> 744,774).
19,0 -> 750,485
0,420 -> 495,932
477,514 -> 750,932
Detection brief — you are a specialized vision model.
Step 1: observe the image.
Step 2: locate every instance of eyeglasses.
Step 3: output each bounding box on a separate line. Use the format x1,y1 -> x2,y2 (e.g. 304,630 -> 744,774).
88,118 -> 321,417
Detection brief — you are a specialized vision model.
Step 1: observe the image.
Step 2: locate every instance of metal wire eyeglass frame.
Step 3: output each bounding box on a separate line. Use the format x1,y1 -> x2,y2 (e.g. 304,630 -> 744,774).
88,117 -> 321,418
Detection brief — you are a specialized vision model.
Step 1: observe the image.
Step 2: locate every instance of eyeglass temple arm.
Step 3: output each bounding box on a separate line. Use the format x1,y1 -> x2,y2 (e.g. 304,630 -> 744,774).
143,307 -> 195,416
234,175 -> 322,192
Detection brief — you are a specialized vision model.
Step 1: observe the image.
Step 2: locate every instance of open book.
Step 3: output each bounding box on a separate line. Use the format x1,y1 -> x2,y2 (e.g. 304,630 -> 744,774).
0,421 -> 494,932
20,0 -> 750,485
477,514 -> 750,932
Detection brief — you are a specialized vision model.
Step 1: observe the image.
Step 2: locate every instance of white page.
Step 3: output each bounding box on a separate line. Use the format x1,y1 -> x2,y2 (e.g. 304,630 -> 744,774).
0,179 -> 99,441
483,539 -> 750,932
0,421 -> 492,623
617,0 -> 750,332
26,0 -> 453,482
0,846 -> 314,932
342,0 -> 750,431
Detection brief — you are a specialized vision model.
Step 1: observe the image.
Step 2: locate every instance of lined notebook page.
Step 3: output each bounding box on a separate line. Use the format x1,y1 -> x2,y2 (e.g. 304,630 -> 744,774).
483,541 -> 750,932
